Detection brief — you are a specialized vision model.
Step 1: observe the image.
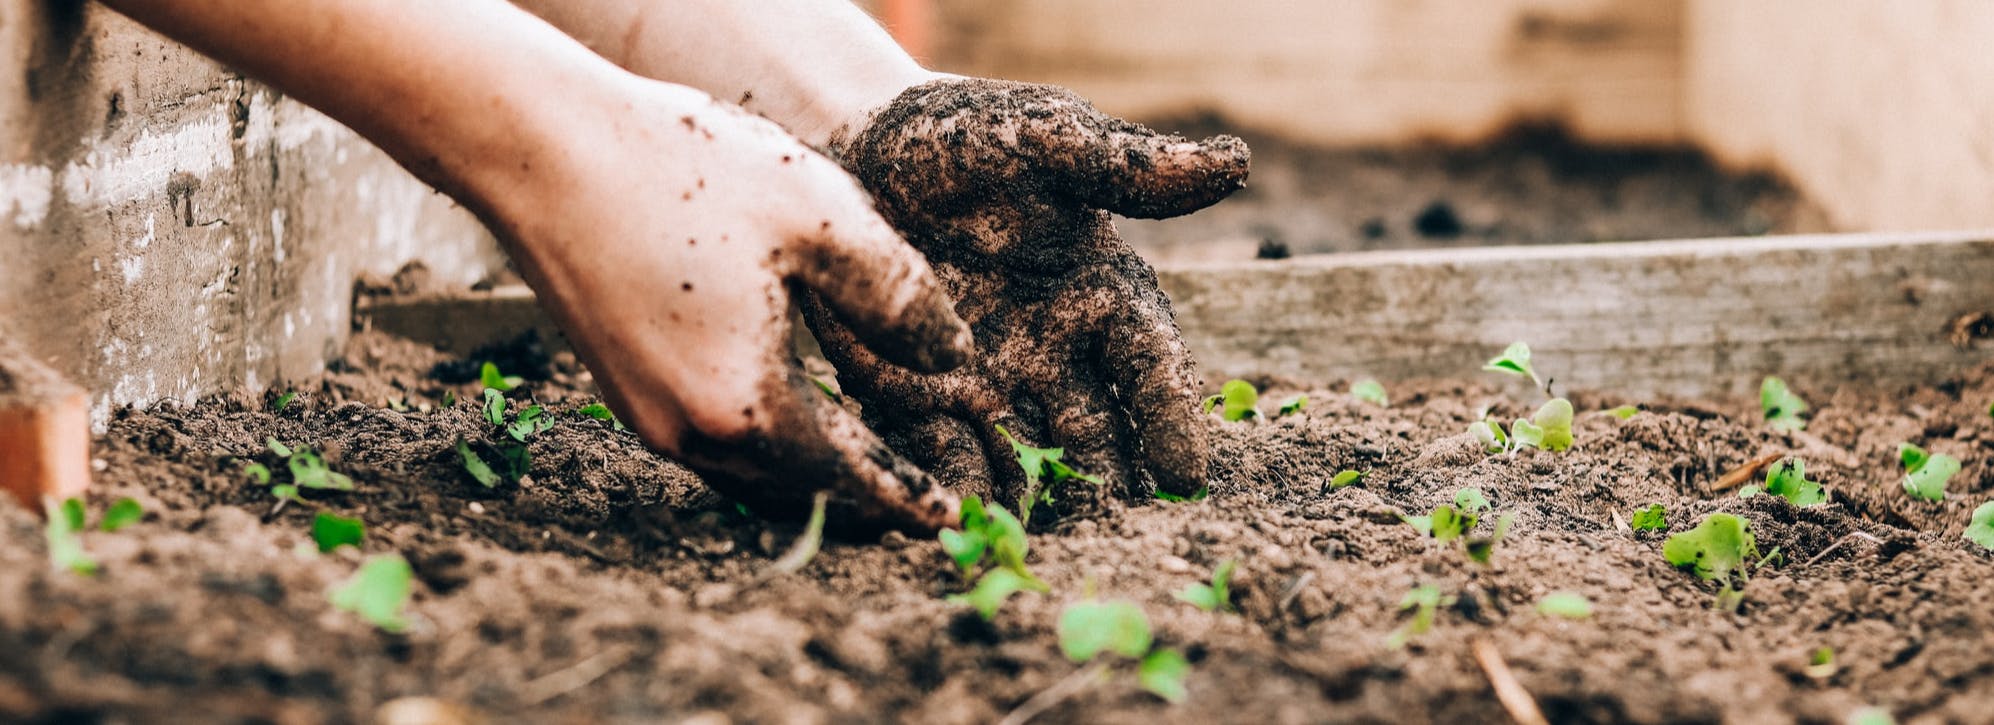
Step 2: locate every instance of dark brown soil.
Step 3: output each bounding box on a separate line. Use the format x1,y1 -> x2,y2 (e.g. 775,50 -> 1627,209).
1116,122 -> 1836,262
5,330 -> 1991,724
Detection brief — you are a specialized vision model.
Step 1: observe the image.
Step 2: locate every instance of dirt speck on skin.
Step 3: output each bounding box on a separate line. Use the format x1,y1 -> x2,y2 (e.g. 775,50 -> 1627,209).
3,330 -> 1991,723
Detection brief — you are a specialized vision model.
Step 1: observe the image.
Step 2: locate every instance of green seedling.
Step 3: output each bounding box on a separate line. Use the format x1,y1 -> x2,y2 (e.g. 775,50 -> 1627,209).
1470,419 -> 1510,453
99,498 -> 144,532
312,512 -> 366,553
768,492 -> 829,575
1531,398 -> 1574,451
1387,584 -> 1454,649
479,361 -> 522,392
461,389 -> 549,486
948,568 -> 1039,620
330,554 -> 414,632
1173,559 -> 1236,613
1328,470 -> 1366,489
1966,501 -> 1994,551
387,398 -> 409,413
1203,379 -> 1261,422
1154,486 -> 1210,503
1606,405 -> 1640,420
271,391 -> 298,412
809,376 -> 840,401
1403,487 -> 1490,541
575,402 -> 627,431
1897,442 -> 1959,502
1275,394 -> 1308,418
44,497 -> 97,575
938,495 -> 1047,619
1630,504 -> 1668,532
998,425 -> 1102,524
1806,646 -> 1837,679
1470,398 -> 1575,454
1760,376 -> 1808,431
1536,591 -> 1593,619
1740,458 -> 1826,507
442,390 -> 457,407
1351,379 -> 1388,406
1663,513 -> 1778,611
1483,341 -> 1543,389
455,438 -> 502,488
254,439 -> 354,502
1057,599 -> 1189,703
1463,513 -> 1516,565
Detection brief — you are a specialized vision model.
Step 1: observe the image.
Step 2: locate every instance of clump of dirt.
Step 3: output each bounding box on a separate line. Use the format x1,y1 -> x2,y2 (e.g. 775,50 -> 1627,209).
2,331 -> 1990,724
1116,121 -> 1836,261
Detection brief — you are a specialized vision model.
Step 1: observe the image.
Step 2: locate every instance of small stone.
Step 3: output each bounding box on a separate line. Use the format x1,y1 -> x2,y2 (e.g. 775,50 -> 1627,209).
1158,555 -> 1193,574
467,502 -> 485,515
90,458 -> 108,472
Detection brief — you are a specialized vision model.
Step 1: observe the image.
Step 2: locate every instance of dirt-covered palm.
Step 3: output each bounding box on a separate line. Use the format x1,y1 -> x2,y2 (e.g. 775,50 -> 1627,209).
809,78 -> 1249,507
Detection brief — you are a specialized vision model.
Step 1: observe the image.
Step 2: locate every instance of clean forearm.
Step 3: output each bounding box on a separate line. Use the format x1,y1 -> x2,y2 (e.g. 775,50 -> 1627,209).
510,0 -> 934,145
100,0 -> 631,214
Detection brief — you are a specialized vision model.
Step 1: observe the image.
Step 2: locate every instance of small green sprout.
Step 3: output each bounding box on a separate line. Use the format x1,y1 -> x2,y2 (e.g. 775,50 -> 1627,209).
1275,394 -> 1308,418
1469,398 -> 1575,454
809,376 -> 840,401
1847,707 -> 1896,725
271,391 -> 298,412
479,361 -> 522,392
1137,649 -> 1191,704
1536,591 -> 1592,619
1463,513 -> 1516,565
44,498 -> 97,575
1760,376 -> 1808,431
312,512 -> 366,553
1402,487 -> 1489,542
948,569 -> 1039,620
455,438 -> 501,488
462,389 -> 548,486
1351,379 -> 1388,406
1531,398 -> 1574,451
1387,584 -> 1454,649
1203,379 -> 1261,422
768,492 -> 829,575
938,495 -> 1047,618
1470,419 -> 1510,453
1328,470 -> 1366,489
1663,513 -> 1777,611
1897,442 -> 1959,502
1155,486 -> 1210,503
1965,501 -> 1994,551
255,439 -> 354,500
243,461 -> 272,484
1606,405 -> 1640,420
1483,342 -> 1542,388
576,402 -> 627,431
1172,559 -> 1236,613
99,498 -> 144,532
442,390 -> 457,407
998,425 -> 1102,523
1630,504 -> 1668,532
1740,458 -> 1825,507
1806,646 -> 1837,679
330,554 -> 414,632
1056,599 -> 1189,703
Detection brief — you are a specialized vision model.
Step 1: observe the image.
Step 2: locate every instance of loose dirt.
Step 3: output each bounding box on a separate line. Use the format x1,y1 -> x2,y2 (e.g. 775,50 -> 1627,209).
4,330 -> 1990,724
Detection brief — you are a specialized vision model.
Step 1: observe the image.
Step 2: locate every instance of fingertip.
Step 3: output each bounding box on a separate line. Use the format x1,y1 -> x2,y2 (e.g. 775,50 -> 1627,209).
1104,132 -> 1252,219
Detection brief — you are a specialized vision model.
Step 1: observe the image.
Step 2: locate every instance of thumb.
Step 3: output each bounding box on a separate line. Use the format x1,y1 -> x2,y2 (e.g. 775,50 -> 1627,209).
1046,116 -> 1251,220
791,212 -> 972,374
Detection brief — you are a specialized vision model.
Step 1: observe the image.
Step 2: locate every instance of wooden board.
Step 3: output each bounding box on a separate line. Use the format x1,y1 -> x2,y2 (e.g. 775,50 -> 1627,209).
358,232 -> 1994,399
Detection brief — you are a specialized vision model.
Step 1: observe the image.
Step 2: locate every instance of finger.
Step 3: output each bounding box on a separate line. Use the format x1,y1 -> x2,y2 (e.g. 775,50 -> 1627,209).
790,211 -> 972,374
1097,286 -> 1210,497
1023,99 -> 1251,219
885,417 -> 996,505
1028,374 -> 1135,493
677,368 -> 959,533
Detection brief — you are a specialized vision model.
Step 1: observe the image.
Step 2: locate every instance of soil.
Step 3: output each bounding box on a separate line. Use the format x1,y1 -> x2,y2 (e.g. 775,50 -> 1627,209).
1114,121 -> 1837,262
4,329 -> 1991,725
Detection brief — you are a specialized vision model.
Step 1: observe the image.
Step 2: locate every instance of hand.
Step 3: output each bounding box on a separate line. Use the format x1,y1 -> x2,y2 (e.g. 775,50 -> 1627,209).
482,78 -> 972,531
808,77 -> 1249,508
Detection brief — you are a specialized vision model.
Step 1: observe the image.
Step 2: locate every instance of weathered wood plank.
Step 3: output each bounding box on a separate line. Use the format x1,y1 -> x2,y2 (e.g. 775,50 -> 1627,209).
1163,231 -> 1994,397
358,232 -> 1994,398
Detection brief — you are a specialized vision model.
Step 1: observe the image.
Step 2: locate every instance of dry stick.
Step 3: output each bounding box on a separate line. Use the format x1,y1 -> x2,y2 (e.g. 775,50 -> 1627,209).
1277,572 -> 1317,613
517,644 -> 636,706
1802,531 -> 1886,568
1471,639 -> 1550,725
1710,452 -> 1787,492
996,662 -> 1108,725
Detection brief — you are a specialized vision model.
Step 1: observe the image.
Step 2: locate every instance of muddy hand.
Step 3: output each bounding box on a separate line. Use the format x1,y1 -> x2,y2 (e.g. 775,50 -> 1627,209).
811,78 -> 1249,503
479,79 -> 971,532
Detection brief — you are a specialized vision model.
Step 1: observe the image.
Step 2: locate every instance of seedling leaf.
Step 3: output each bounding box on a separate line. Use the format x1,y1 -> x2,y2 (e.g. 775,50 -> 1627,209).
100,498 -> 144,532
1275,394 -> 1308,418
272,391 -> 297,412
330,554 -> 414,632
576,403 -> 627,431
1965,501 -> 1994,551
272,484 -> 302,503
946,568 -> 1042,620
1454,487 -> 1491,515
506,405 -> 554,442
1155,486 -> 1210,503
265,438 -> 293,458
1173,559 -> 1236,613
1761,376 -> 1808,431
1536,591 -> 1592,619
1897,443 -> 1929,472
244,461 -> 272,484
455,437 -> 502,488
44,498 -> 97,575
809,376 -> 840,401
768,492 -> 829,575
1058,600 -> 1153,662
1387,584 -> 1452,649
312,512 -> 366,553
1328,470 -> 1365,489
1211,379 -> 1261,422
1762,458 -> 1826,507
1630,504 -> 1667,531
1532,398 -> 1575,451
1607,405 -> 1639,420
287,447 -> 355,491
1897,443 -> 1958,502
1663,513 -> 1757,583
1470,420 -> 1509,453
479,361 -> 521,392
482,388 -> 507,427
1351,379 -> 1388,406
1483,342 -> 1541,386
1138,649 -> 1190,703
1510,418 -> 1545,449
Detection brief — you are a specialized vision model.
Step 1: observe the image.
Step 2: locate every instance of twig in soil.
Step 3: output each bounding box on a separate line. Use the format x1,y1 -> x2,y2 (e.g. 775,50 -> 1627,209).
1710,453 -> 1786,492
1278,572 -> 1317,613
1471,639 -> 1550,725
997,661 -> 1109,725
1801,531 -> 1885,568
517,644 -> 636,706
1609,508 -> 1630,534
